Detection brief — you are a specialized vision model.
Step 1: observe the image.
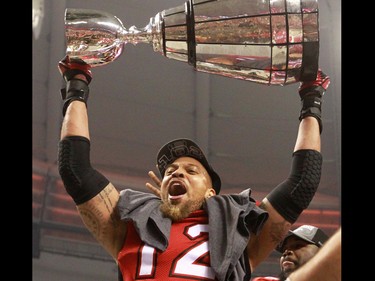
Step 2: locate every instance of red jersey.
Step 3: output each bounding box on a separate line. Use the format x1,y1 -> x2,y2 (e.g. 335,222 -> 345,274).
117,209 -> 218,281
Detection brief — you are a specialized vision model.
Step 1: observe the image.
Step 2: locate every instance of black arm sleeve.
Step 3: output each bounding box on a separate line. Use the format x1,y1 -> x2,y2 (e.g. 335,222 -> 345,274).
266,149 -> 322,223
58,136 -> 110,205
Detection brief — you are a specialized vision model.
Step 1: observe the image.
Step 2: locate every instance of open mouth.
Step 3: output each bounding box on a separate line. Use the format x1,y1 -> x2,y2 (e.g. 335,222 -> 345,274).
168,181 -> 187,200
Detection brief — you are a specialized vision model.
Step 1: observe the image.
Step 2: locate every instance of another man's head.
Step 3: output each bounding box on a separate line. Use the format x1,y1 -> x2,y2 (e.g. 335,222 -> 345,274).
276,225 -> 329,281
156,138 -> 221,221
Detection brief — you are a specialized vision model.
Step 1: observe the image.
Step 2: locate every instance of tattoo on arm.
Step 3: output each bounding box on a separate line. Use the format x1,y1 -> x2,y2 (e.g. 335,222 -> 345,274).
258,201 -> 291,244
269,221 -> 288,244
79,206 -> 103,239
78,185 -> 121,244
99,185 -> 121,228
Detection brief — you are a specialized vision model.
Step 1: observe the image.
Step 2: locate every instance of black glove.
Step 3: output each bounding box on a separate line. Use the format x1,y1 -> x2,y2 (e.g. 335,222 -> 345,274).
298,69 -> 330,133
58,56 -> 92,116
58,55 -> 92,84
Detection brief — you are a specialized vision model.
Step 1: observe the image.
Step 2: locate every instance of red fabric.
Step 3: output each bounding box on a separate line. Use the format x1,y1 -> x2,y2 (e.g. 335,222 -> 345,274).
298,69 -> 330,93
118,210 -> 218,280
58,55 -> 92,83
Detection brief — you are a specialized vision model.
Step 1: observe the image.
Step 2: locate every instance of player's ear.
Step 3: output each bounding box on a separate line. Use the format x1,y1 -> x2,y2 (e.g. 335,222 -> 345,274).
206,187 -> 216,198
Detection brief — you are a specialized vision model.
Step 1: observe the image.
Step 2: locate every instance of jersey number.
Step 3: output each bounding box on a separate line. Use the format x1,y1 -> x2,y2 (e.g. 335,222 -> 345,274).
137,223 -> 215,280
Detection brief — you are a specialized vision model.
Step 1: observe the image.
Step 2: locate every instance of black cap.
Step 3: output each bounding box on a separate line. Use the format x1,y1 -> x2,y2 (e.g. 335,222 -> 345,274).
276,225 -> 329,253
156,138 -> 221,194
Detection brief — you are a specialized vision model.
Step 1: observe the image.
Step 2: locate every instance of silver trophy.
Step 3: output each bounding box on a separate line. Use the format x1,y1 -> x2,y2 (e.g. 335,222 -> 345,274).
64,0 -> 320,85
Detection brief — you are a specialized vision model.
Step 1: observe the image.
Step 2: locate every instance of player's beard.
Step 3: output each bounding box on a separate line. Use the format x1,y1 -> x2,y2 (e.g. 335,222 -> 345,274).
278,272 -> 288,281
160,197 -> 205,221
279,264 -> 299,281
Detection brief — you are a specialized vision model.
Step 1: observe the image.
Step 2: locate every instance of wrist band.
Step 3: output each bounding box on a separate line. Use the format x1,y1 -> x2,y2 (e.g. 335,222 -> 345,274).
60,79 -> 90,116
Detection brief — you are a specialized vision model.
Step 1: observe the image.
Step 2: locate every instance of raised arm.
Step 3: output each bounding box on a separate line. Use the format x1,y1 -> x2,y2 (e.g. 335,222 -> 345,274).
57,56 -> 126,261
248,70 -> 331,270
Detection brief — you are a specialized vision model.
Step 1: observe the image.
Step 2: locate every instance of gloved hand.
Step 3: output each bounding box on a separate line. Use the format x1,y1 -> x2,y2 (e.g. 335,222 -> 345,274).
298,69 -> 330,99
298,69 -> 330,134
58,55 -> 92,84
58,56 -> 92,116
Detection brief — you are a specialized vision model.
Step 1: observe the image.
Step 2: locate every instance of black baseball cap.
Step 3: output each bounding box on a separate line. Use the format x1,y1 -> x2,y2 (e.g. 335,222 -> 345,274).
156,138 -> 221,194
276,225 -> 329,253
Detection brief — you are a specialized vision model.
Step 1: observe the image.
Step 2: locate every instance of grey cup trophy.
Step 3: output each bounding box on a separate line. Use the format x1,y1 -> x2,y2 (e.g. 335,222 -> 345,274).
64,0 -> 320,85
